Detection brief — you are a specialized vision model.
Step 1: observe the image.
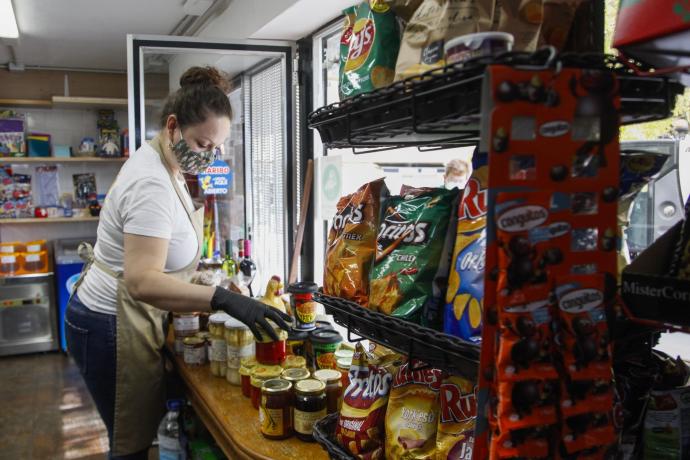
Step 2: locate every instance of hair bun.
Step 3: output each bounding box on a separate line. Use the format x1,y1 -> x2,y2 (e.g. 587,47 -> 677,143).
179,66 -> 230,93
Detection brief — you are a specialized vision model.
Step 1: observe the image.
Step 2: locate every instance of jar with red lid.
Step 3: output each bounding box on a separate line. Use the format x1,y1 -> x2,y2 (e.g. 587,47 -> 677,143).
255,320 -> 288,365
260,379 -> 293,440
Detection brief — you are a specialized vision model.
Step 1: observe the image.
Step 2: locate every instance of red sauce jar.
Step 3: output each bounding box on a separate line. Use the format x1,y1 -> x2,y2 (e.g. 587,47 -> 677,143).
250,365 -> 283,410
240,366 -> 252,398
260,379 -> 293,440
255,321 -> 288,365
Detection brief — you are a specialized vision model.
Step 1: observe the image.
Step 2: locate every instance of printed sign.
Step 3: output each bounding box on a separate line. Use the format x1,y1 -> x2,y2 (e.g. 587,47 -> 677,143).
198,160 -> 232,195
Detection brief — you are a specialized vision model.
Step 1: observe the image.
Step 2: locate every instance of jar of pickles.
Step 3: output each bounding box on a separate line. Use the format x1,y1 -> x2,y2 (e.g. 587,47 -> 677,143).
283,355 -> 307,370
255,320 -> 288,366
250,365 -> 283,410
208,313 -> 230,377
313,369 -> 343,415
225,318 -> 255,385
293,379 -> 327,442
260,379 -> 293,440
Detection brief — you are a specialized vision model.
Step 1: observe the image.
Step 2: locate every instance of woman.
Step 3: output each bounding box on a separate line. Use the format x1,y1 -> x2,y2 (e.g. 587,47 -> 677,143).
65,66 -> 291,460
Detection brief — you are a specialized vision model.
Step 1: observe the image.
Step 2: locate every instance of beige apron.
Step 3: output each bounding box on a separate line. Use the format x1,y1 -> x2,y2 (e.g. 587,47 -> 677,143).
71,135 -> 204,455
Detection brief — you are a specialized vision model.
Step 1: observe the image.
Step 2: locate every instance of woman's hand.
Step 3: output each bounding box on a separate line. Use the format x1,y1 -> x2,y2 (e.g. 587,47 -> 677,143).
210,287 -> 292,341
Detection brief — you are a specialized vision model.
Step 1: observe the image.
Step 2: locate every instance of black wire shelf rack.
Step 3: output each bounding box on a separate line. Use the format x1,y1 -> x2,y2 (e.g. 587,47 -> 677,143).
308,50 -> 683,153
313,413 -> 355,460
315,293 -> 480,381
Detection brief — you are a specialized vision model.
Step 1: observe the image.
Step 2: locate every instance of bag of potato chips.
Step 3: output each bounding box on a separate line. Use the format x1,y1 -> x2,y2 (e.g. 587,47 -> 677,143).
340,0 -> 401,99
370,186 -> 458,323
436,375 -> 477,460
337,343 -> 401,459
385,360 -> 443,459
324,179 -> 388,307
339,6 -> 358,101
494,0 -> 544,52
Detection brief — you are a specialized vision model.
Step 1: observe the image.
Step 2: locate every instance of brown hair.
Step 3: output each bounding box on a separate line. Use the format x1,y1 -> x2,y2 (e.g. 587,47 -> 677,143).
159,66 -> 232,128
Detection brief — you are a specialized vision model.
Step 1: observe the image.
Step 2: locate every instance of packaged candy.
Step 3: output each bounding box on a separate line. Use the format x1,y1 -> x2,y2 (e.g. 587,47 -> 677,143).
336,342 -> 401,459
494,0 -> 544,52
497,379 -> 558,431
324,179 -> 388,307
562,411 -> 616,455
491,425 -> 552,459
385,360 -> 443,459
496,285 -> 557,381
554,275 -> 611,380
340,0 -> 401,99
444,152 -> 488,342
339,6 -> 358,101
370,186 -> 458,323
436,374 -> 477,460
560,378 -> 614,420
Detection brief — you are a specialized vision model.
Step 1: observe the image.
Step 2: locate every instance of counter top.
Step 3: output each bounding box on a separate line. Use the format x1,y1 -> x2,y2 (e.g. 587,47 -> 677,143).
168,347 -> 329,460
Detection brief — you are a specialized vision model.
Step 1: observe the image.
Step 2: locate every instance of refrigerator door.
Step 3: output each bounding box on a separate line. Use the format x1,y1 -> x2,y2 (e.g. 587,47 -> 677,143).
126,35 -> 295,293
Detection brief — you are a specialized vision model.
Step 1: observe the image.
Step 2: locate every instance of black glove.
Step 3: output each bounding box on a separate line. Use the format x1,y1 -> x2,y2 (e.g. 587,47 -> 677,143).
210,286 -> 292,341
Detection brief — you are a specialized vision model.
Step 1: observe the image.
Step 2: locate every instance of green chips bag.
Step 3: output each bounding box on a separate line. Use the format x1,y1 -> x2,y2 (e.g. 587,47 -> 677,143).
340,0 -> 401,99
370,186 -> 458,324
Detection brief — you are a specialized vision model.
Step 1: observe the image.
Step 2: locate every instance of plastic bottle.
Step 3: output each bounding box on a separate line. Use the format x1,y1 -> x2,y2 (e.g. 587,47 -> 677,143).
158,399 -> 186,460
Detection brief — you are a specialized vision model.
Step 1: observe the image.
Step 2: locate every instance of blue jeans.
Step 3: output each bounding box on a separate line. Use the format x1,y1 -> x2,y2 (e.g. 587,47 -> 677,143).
65,293 -> 150,460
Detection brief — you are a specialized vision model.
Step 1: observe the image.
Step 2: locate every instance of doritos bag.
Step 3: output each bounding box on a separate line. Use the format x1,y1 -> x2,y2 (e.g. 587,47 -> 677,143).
444,152 -> 487,343
324,179 -> 388,307
370,186 -> 458,323
337,343 -> 401,459
385,360 -> 443,459
436,375 -> 477,460
340,0 -> 401,99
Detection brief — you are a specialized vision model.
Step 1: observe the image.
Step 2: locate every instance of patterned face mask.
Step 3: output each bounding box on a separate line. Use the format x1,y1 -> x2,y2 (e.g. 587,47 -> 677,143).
169,128 -> 216,175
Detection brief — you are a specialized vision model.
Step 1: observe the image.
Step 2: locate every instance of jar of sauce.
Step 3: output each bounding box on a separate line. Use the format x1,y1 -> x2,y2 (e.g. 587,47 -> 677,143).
195,331 -> 210,363
250,365 -> 283,410
208,313 -> 230,378
183,336 -> 206,366
173,313 -> 200,338
293,379 -> 327,442
287,329 -> 308,357
313,369 -> 343,415
287,282 -> 318,331
260,379 -> 293,440
283,355 -> 307,369
281,367 -> 310,396
240,358 -> 258,398
310,330 -> 343,371
255,320 -> 288,366
337,357 -> 352,390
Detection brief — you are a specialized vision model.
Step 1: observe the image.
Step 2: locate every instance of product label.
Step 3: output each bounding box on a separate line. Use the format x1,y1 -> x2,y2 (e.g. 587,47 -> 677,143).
25,253 -> 40,263
27,244 -> 41,252
184,345 -> 205,365
345,18 -> 375,72
294,408 -> 326,435
173,315 -> 199,335
210,338 -> 227,362
174,338 -> 184,355
315,345 -> 339,370
260,405 -> 288,436
295,300 -> 317,328
226,343 -> 254,368
1,255 -> 16,264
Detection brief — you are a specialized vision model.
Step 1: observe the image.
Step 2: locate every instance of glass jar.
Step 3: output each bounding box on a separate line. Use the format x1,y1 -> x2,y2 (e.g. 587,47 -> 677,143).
240,366 -> 253,398
287,329 -> 309,357
255,320 -> 288,366
195,331 -> 210,363
282,367 -> 310,396
293,379 -> 327,442
225,318 -> 255,385
208,313 -> 230,377
283,355 -> 307,370
310,330 -> 343,371
260,379 -> 293,440
174,336 -> 184,356
287,281 -> 318,331
335,348 -> 354,362
173,313 -> 200,338
313,369 -> 343,415
183,336 -> 206,366
250,365 -> 283,410
337,357 -> 352,390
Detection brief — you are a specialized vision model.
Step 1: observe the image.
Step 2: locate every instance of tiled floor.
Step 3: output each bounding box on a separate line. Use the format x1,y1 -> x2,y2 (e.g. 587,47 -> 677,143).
0,352 -> 115,460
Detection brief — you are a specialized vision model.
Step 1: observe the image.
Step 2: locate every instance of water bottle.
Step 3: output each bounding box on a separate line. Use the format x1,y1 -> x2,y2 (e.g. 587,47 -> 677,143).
158,399 -> 186,460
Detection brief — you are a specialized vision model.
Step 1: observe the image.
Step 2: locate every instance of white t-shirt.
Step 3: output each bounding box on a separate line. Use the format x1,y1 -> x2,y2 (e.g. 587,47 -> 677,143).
78,141 -> 198,315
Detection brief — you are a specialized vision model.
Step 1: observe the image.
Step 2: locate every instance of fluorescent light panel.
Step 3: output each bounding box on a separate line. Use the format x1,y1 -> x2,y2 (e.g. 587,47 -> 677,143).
0,0 -> 19,39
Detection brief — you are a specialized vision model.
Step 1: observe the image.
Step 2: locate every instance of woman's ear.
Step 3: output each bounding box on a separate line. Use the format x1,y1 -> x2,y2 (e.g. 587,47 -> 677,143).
166,114 -> 177,135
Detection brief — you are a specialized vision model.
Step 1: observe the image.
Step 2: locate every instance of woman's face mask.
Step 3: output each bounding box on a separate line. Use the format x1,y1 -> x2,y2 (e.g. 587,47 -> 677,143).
169,128 -> 216,175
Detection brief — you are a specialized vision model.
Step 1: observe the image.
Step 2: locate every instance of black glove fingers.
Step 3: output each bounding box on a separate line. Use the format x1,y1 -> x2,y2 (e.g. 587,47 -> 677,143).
257,317 -> 280,341
267,308 -> 292,332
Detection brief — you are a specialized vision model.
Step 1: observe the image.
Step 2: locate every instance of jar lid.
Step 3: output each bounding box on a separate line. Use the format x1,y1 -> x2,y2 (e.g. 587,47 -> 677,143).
174,312 -> 198,317
287,281 -> 318,294
239,366 -> 252,376
253,365 -> 283,379
335,349 -> 354,360
287,328 -> 309,341
182,337 -> 204,346
241,357 -> 258,368
209,313 -> 230,324
255,320 -> 289,343
250,375 -> 264,387
282,367 -> 311,382
284,355 -> 307,368
310,330 -> 343,345
295,379 -> 326,395
314,369 -> 342,384
224,318 -> 249,330
337,357 -> 353,370
262,378 -> 292,394
195,331 -> 210,340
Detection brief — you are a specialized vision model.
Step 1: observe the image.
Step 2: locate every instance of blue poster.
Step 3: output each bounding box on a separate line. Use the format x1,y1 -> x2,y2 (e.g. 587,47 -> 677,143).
198,160 -> 232,195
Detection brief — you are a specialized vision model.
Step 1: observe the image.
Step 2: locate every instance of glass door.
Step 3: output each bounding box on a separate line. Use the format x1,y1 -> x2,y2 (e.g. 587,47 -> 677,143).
126,35 -> 295,294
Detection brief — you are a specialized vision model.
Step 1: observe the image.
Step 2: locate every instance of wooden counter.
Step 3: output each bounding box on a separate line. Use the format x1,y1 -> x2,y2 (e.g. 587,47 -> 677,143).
168,347 -> 329,460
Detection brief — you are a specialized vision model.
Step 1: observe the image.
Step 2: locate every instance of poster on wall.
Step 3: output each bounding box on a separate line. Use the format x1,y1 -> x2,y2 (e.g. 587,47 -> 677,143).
198,160 -> 232,195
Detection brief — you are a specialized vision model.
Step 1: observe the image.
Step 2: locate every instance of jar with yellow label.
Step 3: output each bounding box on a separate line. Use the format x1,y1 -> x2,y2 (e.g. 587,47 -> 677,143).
293,379 -> 326,442
225,318 -> 255,385
260,379 -> 293,440
283,355 -> 307,370
250,365 -> 283,410
208,313 -> 230,377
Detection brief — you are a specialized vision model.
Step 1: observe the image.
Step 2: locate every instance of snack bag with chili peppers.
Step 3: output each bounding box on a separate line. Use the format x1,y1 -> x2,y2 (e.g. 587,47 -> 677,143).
436,374 -> 477,460
324,178 -> 388,307
554,274 -> 612,380
444,151 -> 488,343
370,186 -> 458,323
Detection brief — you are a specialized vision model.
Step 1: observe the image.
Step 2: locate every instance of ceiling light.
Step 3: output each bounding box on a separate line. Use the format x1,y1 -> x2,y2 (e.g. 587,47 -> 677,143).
0,0 -> 19,39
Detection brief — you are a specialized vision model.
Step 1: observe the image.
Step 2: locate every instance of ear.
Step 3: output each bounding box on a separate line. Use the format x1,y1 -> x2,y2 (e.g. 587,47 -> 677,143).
165,114 -> 177,133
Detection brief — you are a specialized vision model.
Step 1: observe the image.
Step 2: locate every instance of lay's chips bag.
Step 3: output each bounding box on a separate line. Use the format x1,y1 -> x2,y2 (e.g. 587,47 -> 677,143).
444,152 -> 488,343
436,374 -> 477,460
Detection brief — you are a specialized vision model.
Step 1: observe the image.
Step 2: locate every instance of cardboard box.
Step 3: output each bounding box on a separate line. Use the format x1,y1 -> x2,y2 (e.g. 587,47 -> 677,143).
621,220 -> 690,331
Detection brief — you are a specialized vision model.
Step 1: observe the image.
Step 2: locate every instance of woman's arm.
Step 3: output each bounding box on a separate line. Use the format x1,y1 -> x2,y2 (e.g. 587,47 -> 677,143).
123,233 -> 214,312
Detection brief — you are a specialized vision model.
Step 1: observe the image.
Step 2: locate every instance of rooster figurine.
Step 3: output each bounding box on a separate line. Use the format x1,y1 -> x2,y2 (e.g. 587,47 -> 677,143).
260,275 -> 289,314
